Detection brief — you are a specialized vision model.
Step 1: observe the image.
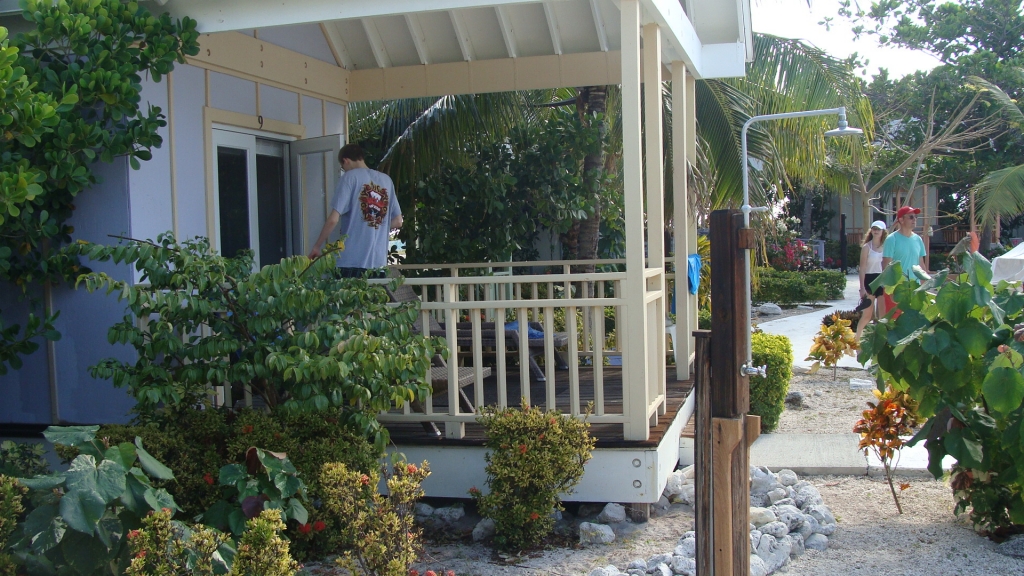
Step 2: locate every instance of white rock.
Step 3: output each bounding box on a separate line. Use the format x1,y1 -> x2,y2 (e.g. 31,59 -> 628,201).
750,476 -> 778,495
654,496 -> 671,512
806,504 -> 836,526
750,466 -> 769,480
767,488 -> 788,504
758,303 -> 783,315
774,497 -> 796,507
777,469 -> 799,486
650,564 -> 672,576
749,507 -> 777,527
627,559 -> 648,571
647,553 -> 673,568
805,533 -> 829,551
815,522 -> 837,536
814,389 -> 824,396
674,536 -> 696,558
761,521 -> 789,538
598,503 -> 628,524
799,515 -> 819,539
433,505 -> 464,523
579,522 -> 616,545
681,465 -> 695,479
774,504 -> 804,532
627,571 -> 645,576
750,493 -> 769,508
413,502 -> 434,517
670,555 -> 696,576
790,532 -> 805,557
796,485 -> 823,509
792,480 -> 811,492
471,518 -> 495,542
750,529 -> 762,550
755,533 -> 792,573
678,530 -> 696,543
673,484 -> 696,506
749,554 -> 769,576
663,470 -> 686,499
589,565 -> 620,576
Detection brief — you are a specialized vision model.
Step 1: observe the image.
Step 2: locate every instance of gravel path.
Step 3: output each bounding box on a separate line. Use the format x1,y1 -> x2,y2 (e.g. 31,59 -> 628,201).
776,367 -> 876,434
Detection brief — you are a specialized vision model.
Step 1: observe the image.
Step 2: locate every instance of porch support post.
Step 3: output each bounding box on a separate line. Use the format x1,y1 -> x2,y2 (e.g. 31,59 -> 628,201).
685,72 -> 698,380
643,22 -> 667,417
671,61 -> 691,381
620,0 -> 649,441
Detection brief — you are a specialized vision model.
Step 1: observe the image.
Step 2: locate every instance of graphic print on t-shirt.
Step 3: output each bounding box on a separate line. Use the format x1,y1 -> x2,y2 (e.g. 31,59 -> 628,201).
358,182 -> 389,229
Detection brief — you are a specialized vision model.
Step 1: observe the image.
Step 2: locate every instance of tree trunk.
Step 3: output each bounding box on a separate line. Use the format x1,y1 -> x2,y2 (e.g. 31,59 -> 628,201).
575,86 -> 608,276
801,191 -> 813,238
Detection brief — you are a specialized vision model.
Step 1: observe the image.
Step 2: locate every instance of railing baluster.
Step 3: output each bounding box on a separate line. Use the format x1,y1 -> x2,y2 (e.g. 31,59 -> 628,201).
544,306 -> 556,410
567,305 -> 580,416
518,306 -> 530,406
496,307 -> 507,409
531,283 -> 539,321
593,304 -> 605,416
472,308 -> 483,413
445,282 -> 464,439
422,309 -> 433,415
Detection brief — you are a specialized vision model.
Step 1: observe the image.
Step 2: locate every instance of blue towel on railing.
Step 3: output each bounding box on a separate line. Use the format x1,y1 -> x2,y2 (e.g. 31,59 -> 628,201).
505,320 -> 545,339
687,254 -> 702,295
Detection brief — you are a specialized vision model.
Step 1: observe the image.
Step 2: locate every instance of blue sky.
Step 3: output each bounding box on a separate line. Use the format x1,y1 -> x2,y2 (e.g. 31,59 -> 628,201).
751,0 -> 943,79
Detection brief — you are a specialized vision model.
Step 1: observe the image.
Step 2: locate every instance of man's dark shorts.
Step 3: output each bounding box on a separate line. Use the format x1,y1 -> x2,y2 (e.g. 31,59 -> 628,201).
338,267 -> 386,279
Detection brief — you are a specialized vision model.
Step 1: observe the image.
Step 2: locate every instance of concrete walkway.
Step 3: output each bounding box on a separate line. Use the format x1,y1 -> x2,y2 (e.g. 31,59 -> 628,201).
757,273 -> 865,370
747,274 -> 955,476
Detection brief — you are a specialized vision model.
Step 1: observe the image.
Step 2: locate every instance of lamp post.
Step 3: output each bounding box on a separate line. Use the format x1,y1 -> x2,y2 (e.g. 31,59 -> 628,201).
740,107 -> 863,377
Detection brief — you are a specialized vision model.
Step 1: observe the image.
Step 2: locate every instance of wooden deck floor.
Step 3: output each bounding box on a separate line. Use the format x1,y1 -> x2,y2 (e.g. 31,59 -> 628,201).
385,365 -> 694,448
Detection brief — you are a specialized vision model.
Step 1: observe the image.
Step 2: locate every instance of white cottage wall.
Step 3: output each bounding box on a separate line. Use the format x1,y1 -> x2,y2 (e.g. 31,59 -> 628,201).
209,71 -> 258,116
171,64 -> 209,242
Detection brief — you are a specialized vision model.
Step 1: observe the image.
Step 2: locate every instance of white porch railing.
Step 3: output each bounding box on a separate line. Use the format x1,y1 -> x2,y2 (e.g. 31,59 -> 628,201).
376,259 -> 678,441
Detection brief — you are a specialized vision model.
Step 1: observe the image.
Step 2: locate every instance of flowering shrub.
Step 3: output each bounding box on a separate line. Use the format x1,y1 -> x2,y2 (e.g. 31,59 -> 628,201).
473,404 -> 594,550
0,475 -> 25,576
321,459 -> 430,576
807,314 -> 859,379
766,238 -> 819,272
204,448 -> 308,537
231,510 -> 302,576
125,508 -> 229,576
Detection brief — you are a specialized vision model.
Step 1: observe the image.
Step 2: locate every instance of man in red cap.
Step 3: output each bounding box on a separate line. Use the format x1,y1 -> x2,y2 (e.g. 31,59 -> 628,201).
881,206 -> 927,280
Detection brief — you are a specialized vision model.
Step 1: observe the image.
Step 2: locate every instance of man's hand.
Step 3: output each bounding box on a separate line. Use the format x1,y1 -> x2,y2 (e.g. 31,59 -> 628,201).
308,246 -> 322,259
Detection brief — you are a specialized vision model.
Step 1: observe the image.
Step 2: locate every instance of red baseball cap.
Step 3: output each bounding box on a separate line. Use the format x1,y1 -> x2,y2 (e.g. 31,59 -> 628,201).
896,206 -> 921,219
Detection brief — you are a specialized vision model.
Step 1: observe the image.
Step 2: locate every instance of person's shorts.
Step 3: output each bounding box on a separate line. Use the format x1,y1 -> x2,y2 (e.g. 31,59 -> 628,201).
863,273 -> 884,297
338,267 -> 386,279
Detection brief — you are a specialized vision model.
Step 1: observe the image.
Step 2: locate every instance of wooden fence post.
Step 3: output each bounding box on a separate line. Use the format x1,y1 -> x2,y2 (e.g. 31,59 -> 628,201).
704,209 -> 752,576
693,330 -> 713,575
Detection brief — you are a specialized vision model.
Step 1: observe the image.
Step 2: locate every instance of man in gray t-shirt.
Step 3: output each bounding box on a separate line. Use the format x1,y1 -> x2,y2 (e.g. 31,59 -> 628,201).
308,144 -> 403,275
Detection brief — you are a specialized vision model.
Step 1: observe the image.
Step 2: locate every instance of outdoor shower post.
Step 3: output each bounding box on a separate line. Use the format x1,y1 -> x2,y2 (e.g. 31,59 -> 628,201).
697,210 -> 760,576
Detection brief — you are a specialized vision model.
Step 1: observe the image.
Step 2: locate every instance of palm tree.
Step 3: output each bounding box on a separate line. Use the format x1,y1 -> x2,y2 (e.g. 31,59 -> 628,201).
972,77 -> 1024,228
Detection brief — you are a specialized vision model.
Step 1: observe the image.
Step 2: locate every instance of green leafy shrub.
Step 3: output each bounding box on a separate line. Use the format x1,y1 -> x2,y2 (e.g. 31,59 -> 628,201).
204,448 -> 308,537
860,255 -> 1024,536
697,308 -> 711,330
321,460 -> 430,576
0,475 -> 25,576
805,270 -> 847,299
125,508 -> 231,576
67,234 -> 442,449
57,408 -> 381,559
0,440 -> 48,477
751,332 -> 793,433
473,404 -> 595,550
230,510 -> 301,576
753,268 -> 827,305
10,426 -> 179,575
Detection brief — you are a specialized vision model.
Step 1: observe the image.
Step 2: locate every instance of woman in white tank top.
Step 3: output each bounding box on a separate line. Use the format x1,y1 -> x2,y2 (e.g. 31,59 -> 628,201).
856,221 -> 888,340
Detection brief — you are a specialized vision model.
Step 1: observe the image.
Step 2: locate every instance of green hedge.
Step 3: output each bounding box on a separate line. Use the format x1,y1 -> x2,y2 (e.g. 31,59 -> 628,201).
697,308 -> 711,330
751,332 -> 793,433
753,268 -> 845,304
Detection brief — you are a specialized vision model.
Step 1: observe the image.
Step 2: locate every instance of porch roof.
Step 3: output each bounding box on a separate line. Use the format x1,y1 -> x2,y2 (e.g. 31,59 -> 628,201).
144,0 -> 751,80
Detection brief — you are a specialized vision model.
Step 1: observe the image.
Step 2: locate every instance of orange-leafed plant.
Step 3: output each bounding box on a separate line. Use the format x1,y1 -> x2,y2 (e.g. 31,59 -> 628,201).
806,314 -> 859,379
854,387 -> 916,514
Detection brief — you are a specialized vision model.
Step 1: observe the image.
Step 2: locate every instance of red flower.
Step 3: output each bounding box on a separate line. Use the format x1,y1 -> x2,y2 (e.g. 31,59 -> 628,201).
409,571 -> 419,576
313,520 -> 326,532
529,512 -> 540,520
298,523 -> 312,534
426,571 -> 437,576
127,529 -> 140,540
203,473 -> 214,485
468,486 -> 480,495
549,417 -> 557,425
241,424 -> 254,434
161,507 -> 171,514
446,571 -> 456,576
538,433 -> 544,440
518,444 -> 527,454
135,550 -> 147,559
406,464 -> 418,474
360,474 -> 371,486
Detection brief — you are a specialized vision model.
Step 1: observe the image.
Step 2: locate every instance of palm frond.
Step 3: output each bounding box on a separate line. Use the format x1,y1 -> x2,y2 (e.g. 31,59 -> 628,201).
976,164 -> 1024,227
967,75 -> 1024,128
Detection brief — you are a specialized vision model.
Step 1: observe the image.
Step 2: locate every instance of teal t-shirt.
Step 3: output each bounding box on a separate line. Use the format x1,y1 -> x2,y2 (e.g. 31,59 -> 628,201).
882,232 -> 926,278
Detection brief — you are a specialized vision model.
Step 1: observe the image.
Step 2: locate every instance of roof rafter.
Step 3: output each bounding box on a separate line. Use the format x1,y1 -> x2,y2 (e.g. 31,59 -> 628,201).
494,6 -> 518,58
405,14 -> 430,64
361,18 -> 393,68
590,0 -> 609,52
449,10 -> 476,61
320,21 -> 355,69
542,2 -> 562,55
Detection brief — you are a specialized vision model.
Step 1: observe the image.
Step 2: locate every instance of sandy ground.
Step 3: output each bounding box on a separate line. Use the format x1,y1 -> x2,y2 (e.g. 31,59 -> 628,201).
776,367 -> 877,434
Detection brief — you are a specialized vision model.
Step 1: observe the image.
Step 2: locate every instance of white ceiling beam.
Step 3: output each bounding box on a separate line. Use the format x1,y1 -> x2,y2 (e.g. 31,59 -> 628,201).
589,0 -> 609,52
405,14 -> 430,64
361,18 -> 393,68
449,10 -> 476,62
542,2 -> 562,55
320,22 -> 354,69
639,0 -> 705,77
162,0 -> 550,34
494,6 -> 518,59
